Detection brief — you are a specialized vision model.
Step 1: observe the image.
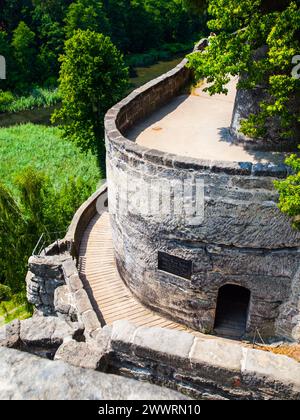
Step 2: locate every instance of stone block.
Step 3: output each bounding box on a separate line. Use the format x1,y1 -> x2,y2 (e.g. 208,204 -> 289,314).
189,338 -> 243,382
74,289 -> 92,314
0,320 -> 21,349
110,320 -> 138,353
68,273 -> 83,292
55,340 -> 107,371
54,286 -> 74,315
20,316 -> 83,348
133,326 -> 195,365
241,348 -> 300,397
81,310 -> 101,334
28,256 -> 63,279
0,347 -> 187,400
62,258 -> 77,279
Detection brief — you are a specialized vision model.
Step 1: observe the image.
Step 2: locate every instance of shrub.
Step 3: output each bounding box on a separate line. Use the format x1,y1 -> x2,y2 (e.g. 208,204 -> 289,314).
0,91 -> 14,112
274,151 -> 300,230
0,284 -> 12,302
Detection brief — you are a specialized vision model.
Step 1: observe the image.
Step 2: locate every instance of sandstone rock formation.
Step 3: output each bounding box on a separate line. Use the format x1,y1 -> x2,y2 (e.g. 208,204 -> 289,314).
0,347 -> 186,400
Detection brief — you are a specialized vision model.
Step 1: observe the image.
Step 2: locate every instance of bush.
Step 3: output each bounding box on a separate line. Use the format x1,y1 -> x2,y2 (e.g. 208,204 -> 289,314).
0,284 -> 12,302
2,87 -> 61,113
0,91 -> 14,112
274,151 -> 300,230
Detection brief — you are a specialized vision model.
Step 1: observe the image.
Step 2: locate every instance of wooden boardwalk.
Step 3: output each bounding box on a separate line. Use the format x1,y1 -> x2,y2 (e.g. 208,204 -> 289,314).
78,211 -> 204,335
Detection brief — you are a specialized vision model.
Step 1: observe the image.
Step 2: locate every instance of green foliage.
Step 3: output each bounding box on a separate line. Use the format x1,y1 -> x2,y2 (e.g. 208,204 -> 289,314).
0,0 -> 32,33
0,1 -> 204,96
0,87 -> 60,113
11,21 -> 37,90
0,124 -> 101,194
183,0 -> 208,13
0,90 -> 14,111
31,0 -> 73,23
187,0 -> 300,142
52,30 -> 129,159
0,124 -> 100,300
0,284 -> 12,302
0,299 -> 32,325
126,41 -> 194,69
65,0 -> 110,39
274,152 -> 300,229
0,31 -> 13,91
34,14 -> 65,83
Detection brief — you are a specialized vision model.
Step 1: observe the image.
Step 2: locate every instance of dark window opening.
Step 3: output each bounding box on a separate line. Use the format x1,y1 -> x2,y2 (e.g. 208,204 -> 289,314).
214,284 -> 251,339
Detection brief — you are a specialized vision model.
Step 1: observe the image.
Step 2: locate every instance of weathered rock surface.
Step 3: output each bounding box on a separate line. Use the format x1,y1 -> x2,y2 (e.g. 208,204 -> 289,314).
231,77 -> 299,151
0,347 -> 188,400
0,320 -> 21,349
54,285 -> 76,319
109,321 -> 300,400
20,316 -> 83,348
55,339 -> 108,371
0,316 -> 84,359
107,128 -> 300,339
26,255 -> 68,315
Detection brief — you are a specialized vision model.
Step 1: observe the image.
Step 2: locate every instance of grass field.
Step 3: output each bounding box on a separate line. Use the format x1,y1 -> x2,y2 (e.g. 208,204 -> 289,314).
0,123 -> 102,194
0,123 -> 102,324
0,300 -> 32,327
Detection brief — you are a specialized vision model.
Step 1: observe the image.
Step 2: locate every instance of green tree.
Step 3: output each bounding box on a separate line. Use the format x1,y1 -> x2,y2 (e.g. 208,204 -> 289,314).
124,1 -> 158,53
31,0 -> 72,24
52,30 -> 128,167
104,0 -> 131,52
275,153 -> 300,230
65,0 -> 110,39
0,0 -> 32,32
187,0 -> 300,146
11,21 -> 36,89
183,0 -> 208,13
33,12 -> 65,84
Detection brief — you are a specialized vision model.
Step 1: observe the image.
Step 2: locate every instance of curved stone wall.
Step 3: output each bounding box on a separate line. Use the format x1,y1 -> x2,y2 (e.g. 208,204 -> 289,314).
105,46 -> 300,341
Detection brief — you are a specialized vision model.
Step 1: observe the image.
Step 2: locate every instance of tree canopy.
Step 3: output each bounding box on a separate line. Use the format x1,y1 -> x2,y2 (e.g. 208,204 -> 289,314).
187,0 -> 300,144
52,30 -> 129,164
0,0 -> 204,92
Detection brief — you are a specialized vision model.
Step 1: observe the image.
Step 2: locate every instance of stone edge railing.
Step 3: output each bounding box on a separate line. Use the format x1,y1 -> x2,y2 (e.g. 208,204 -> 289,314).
26,184 -> 108,339
105,39 -> 288,178
108,320 -> 300,400
64,183 -> 107,260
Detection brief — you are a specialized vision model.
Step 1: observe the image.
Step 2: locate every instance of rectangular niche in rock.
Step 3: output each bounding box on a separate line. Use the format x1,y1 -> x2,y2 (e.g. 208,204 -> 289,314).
158,251 -> 193,280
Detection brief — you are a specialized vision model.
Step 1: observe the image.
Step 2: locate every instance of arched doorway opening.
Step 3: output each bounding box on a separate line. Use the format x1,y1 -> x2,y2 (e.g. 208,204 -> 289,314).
214,284 -> 251,339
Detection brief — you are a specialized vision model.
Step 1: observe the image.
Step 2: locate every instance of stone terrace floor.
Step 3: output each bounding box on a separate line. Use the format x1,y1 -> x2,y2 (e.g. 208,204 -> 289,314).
128,77 -> 284,164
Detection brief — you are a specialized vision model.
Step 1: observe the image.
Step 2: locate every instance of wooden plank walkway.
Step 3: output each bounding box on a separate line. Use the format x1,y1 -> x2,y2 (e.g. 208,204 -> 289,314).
78,211 -> 205,336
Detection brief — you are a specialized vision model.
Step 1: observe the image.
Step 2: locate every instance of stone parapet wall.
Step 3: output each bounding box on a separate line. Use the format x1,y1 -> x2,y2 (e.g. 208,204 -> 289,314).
108,320 -> 300,400
26,185 -> 108,338
105,41 -> 300,341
